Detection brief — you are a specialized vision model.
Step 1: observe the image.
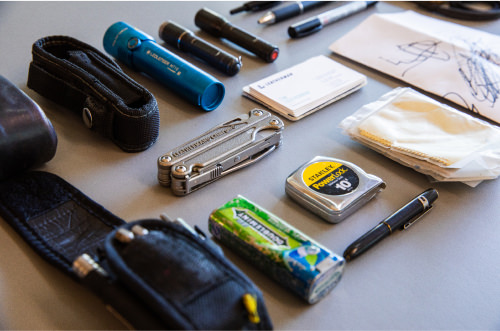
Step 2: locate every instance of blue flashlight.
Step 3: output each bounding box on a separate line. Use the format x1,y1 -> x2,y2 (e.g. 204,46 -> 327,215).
103,22 -> 224,111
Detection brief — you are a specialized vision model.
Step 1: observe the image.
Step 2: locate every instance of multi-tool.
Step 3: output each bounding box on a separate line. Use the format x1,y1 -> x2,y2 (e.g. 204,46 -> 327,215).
158,109 -> 284,195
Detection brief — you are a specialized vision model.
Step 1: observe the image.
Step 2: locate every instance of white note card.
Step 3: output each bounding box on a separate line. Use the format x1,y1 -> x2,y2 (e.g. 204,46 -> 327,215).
242,55 -> 367,121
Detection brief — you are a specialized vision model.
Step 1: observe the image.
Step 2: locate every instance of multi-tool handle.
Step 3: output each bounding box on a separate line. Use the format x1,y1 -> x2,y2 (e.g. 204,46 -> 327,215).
158,109 -> 284,195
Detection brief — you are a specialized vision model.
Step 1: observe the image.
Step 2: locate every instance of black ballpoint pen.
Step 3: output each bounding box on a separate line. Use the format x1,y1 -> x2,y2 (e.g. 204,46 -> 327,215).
288,1 -> 377,38
258,1 -> 329,25
343,188 -> 439,262
230,1 -> 282,15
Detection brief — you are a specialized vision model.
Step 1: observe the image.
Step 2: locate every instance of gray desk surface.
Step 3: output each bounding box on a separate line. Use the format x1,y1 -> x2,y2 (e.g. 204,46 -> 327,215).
1,1 -> 499,329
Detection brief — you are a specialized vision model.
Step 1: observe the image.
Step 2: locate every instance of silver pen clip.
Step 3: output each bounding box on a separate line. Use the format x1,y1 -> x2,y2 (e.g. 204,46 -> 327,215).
157,109 -> 284,196
403,205 -> 433,230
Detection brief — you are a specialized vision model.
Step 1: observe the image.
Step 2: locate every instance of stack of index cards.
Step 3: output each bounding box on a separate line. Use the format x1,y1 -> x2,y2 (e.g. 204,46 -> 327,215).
243,55 -> 367,121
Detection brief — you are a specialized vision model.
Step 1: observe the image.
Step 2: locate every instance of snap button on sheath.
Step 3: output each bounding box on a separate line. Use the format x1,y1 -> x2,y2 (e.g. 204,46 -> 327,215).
82,107 -> 93,128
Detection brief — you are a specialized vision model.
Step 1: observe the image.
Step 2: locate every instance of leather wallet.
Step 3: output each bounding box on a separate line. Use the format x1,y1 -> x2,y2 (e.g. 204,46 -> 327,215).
0,75 -> 57,180
0,171 -> 273,330
27,35 -> 160,152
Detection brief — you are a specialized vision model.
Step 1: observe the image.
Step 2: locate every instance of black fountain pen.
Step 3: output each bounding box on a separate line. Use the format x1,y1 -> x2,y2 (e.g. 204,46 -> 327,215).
343,188 -> 439,262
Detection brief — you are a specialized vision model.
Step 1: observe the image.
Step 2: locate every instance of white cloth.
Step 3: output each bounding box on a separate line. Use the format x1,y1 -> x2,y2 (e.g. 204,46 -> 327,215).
339,88 -> 500,187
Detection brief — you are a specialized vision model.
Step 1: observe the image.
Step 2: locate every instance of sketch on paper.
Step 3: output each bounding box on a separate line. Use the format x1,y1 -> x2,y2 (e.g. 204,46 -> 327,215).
381,40 -> 450,77
329,11 -> 500,123
381,38 -> 500,114
454,40 -> 500,109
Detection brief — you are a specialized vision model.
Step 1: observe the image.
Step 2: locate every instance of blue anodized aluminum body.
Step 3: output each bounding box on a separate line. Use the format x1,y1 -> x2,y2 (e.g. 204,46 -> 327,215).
103,21 -> 225,111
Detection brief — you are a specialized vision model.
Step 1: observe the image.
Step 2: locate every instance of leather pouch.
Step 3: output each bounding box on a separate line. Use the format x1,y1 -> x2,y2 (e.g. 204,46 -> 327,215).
0,75 -> 57,180
0,171 -> 272,330
27,36 -> 160,152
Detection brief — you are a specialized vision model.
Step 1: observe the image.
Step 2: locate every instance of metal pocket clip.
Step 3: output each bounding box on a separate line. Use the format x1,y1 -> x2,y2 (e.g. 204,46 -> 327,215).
157,109 -> 284,196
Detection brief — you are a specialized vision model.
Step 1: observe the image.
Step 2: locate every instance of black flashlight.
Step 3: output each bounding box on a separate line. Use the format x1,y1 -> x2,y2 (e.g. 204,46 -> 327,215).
195,8 -> 279,63
159,21 -> 242,76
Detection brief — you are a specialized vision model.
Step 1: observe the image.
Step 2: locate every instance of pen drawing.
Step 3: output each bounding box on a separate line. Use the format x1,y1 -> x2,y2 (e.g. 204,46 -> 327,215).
454,39 -> 500,108
380,40 -> 450,77
382,38 -> 500,114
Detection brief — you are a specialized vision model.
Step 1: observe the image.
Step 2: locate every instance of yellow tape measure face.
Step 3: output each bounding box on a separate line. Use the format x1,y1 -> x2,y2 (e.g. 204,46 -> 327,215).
302,161 -> 359,195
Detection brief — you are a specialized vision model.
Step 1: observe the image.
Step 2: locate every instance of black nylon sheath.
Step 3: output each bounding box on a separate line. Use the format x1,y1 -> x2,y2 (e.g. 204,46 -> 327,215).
27,35 -> 160,152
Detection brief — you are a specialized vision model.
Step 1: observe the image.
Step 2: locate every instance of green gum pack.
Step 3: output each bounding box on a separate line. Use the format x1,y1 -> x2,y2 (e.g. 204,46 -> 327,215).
208,195 -> 345,304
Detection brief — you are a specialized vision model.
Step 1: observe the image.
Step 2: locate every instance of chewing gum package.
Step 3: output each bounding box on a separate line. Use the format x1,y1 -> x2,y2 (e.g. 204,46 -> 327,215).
208,195 -> 345,304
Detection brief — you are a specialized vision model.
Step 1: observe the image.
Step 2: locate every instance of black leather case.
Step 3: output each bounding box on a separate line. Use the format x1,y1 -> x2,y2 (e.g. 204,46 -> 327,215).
0,75 -> 57,180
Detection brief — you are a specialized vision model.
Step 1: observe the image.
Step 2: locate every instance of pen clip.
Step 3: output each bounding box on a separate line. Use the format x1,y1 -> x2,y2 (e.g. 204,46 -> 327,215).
288,19 -> 322,38
403,205 -> 433,230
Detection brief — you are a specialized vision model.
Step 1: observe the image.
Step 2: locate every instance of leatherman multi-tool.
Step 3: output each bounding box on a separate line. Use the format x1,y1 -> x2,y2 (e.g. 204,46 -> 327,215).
158,109 -> 284,196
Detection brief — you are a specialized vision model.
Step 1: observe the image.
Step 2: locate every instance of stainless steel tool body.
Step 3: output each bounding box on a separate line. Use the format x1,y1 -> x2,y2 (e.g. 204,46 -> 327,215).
158,109 -> 284,195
